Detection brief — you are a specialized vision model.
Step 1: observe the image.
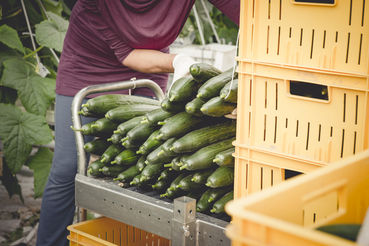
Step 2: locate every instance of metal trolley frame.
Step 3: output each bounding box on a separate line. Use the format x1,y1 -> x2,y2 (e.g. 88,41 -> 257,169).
71,79 -> 230,246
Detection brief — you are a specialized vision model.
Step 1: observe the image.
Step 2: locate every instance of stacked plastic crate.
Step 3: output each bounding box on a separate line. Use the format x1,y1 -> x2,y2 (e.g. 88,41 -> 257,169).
234,0 -> 369,199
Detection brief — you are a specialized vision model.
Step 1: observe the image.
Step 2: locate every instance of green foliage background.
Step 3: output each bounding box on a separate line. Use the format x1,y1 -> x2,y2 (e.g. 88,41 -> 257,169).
0,0 -> 72,200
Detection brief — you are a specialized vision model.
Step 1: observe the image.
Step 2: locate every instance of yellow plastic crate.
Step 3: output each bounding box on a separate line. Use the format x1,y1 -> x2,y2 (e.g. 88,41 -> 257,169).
233,62 -> 369,198
239,0 -> 369,76
236,62 -> 369,164
226,150 -> 369,246
67,217 -> 170,246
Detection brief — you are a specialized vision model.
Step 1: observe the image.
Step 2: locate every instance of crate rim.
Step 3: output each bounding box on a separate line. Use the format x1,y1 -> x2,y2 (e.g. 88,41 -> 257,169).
226,149 -> 369,217
67,217 -> 117,246
236,57 -> 369,80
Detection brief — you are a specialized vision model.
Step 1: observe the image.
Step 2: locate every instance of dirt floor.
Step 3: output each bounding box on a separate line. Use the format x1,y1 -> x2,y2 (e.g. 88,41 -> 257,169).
0,166 -> 41,246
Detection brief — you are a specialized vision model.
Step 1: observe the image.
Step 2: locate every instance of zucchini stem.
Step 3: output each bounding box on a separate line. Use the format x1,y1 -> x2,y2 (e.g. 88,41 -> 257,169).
179,165 -> 187,170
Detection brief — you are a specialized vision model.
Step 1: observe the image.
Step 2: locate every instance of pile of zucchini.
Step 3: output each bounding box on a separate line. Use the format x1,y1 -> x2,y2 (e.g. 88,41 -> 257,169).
75,63 -> 238,216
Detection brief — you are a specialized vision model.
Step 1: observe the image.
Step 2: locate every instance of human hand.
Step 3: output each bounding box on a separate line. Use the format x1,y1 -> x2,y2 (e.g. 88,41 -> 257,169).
172,53 -> 196,83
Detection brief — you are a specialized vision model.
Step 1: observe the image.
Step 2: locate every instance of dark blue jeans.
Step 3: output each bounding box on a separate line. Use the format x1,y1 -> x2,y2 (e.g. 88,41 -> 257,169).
37,94 -> 95,246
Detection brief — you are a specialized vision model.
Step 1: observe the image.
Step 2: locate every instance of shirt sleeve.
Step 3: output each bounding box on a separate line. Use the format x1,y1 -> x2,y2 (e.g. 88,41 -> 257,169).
208,0 -> 240,25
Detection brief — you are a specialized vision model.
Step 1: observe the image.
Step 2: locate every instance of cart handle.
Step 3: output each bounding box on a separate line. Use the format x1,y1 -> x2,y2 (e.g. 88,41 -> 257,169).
71,79 -> 165,176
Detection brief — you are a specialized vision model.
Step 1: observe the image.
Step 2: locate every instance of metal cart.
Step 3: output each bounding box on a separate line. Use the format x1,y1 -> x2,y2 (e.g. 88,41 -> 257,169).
71,79 -> 230,246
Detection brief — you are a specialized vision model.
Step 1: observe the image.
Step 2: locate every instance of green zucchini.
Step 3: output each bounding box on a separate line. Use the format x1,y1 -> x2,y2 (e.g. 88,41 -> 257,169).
136,155 -> 146,171
100,144 -> 123,163
141,108 -> 175,125
91,118 -> 118,135
189,63 -> 222,83
84,138 -> 110,155
87,160 -> 105,177
197,188 -> 215,213
191,169 -> 215,184
137,130 -> 164,155
111,149 -> 138,166
156,112 -> 204,140
177,174 -> 203,191
168,76 -> 199,102
145,138 -> 177,165
161,186 -> 186,199
206,166 -> 234,188
157,168 -> 175,181
201,97 -> 236,117
121,138 -> 138,149
113,165 -> 140,183
82,94 -> 160,116
140,163 -> 164,182
124,122 -> 157,145
213,148 -> 234,166
196,187 -> 232,212
107,133 -> 124,145
169,173 -> 187,191
115,116 -> 145,135
157,137 -> 177,157
164,156 -> 182,171
79,106 -> 99,118
160,173 -> 188,198
210,191 -> 234,214
185,97 -> 206,117
99,165 -> 127,177
130,173 -> 148,187
152,179 -> 171,192
160,97 -> 185,113
207,187 -> 233,203
197,68 -> 238,100
219,79 -> 238,103
105,104 -> 159,123
180,138 -> 235,171
316,224 -> 361,242
171,121 -> 236,153
72,121 -> 109,137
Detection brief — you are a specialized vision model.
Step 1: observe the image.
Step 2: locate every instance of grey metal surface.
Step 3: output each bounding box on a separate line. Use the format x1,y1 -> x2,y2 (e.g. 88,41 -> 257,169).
171,197 -> 197,246
75,174 -> 231,245
75,174 -> 173,239
196,214 -> 231,246
71,79 -> 164,177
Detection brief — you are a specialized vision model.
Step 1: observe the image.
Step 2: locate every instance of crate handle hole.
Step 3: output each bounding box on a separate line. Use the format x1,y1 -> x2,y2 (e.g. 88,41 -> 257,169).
293,0 -> 335,4
290,81 -> 328,101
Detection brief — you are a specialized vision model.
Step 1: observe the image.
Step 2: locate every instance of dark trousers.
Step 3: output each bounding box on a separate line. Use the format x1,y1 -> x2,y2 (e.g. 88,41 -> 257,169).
37,94 -> 94,246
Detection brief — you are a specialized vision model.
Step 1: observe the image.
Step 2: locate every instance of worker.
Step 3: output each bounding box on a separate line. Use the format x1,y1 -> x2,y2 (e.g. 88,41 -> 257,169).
36,0 -> 239,245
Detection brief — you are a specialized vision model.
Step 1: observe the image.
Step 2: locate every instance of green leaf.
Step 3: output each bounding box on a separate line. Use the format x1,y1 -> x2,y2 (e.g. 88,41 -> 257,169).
1,58 -> 56,116
3,134 -> 33,174
0,47 -> 21,66
35,11 -> 68,52
0,24 -> 24,53
0,161 -> 24,203
0,103 -> 53,145
40,0 -> 63,16
27,147 -> 53,198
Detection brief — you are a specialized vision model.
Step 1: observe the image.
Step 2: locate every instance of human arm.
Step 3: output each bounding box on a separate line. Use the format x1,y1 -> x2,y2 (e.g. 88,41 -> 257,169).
122,49 -> 176,74
123,49 -> 196,82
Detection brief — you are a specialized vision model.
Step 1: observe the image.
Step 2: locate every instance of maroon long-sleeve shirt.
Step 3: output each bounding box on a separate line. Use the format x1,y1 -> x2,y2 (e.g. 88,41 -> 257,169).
56,0 -> 239,97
